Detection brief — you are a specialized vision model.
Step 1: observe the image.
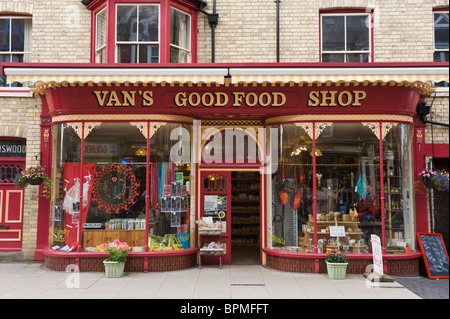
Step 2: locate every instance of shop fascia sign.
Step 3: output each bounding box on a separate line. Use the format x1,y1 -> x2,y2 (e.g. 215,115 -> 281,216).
91,89 -> 367,108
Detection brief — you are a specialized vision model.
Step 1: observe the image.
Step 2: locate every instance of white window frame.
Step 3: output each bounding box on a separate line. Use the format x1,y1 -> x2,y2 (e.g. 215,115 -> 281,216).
95,8 -> 107,63
170,7 -> 191,63
320,12 -> 372,63
0,16 -> 32,92
433,10 -> 449,90
115,3 -> 161,63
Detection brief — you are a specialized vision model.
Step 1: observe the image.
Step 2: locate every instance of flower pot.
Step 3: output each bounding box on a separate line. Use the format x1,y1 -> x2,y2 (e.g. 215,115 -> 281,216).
103,260 -> 125,278
325,261 -> 348,279
27,177 -> 44,185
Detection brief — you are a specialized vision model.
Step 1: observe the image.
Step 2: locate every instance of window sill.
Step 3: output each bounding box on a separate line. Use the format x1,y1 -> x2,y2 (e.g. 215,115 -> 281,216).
0,87 -> 34,98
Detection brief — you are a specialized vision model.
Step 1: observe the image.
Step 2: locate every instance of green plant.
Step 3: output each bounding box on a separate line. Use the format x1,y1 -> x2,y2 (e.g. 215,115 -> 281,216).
15,166 -> 52,199
325,251 -> 349,264
417,169 -> 449,192
99,239 -> 132,263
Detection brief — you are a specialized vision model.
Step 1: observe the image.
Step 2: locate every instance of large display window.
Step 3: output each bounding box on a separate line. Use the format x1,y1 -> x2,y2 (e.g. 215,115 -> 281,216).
49,122 -> 193,253
266,122 -> 415,255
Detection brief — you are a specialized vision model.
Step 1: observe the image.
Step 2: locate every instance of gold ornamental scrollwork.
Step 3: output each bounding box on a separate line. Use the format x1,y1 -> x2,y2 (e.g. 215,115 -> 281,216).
130,122 -> 148,139
362,122 -> 399,140
294,122 -> 331,140
149,122 -> 167,139
66,122 -> 101,139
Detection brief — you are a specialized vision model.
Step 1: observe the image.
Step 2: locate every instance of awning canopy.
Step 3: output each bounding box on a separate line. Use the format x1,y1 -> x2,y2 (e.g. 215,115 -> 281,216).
2,63 -> 448,95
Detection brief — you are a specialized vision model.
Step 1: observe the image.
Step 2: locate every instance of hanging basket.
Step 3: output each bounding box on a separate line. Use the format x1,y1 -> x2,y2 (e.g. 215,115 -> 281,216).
103,260 -> 125,278
27,177 -> 44,185
325,262 -> 348,279
422,179 -> 436,189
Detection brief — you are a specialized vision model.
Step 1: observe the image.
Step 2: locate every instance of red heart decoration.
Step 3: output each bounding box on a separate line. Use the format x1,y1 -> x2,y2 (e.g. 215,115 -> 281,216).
112,177 -> 117,182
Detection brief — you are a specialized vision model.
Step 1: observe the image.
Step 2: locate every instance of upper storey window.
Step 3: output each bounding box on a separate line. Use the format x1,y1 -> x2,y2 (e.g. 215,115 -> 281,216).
0,16 -> 32,87
88,0 -> 197,64
116,4 -> 160,63
433,11 -> 449,62
321,12 -> 372,63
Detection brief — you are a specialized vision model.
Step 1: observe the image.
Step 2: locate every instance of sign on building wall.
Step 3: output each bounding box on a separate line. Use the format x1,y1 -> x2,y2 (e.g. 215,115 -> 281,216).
0,140 -> 26,158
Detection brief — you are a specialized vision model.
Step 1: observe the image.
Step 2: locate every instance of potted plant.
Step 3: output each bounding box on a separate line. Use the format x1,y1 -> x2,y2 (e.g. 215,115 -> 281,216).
324,251 -> 349,279
15,166 -> 52,199
99,239 -> 131,278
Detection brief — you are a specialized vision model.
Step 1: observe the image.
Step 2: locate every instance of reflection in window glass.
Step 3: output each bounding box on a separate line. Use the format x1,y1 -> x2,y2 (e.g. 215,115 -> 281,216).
170,8 -> 191,63
50,122 -> 193,253
267,124 -> 312,251
321,14 -> 371,62
383,124 -> 415,253
95,8 -> 107,63
0,17 -> 32,87
433,12 -> 449,87
267,123 -> 415,255
116,4 -> 159,63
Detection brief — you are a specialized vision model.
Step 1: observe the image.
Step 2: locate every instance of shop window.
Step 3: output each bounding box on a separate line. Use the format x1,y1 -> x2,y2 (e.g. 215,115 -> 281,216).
321,12 -> 372,63
433,10 -> 449,87
0,16 -> 32,87
49,122 -> 193,253
267,122 -> 415,255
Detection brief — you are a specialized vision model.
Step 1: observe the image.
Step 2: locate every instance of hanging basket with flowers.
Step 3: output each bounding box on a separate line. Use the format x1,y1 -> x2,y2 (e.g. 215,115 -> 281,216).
418,170 -> 449,192
15,166 -> 52,199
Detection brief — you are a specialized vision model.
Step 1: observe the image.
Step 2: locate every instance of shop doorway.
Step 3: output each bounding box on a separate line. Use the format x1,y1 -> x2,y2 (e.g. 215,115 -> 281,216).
0,160 -> 25,252
231,171 -> 261,264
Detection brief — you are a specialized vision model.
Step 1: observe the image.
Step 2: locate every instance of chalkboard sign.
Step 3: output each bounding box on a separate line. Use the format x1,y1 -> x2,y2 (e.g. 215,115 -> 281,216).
417,232 -> 449,279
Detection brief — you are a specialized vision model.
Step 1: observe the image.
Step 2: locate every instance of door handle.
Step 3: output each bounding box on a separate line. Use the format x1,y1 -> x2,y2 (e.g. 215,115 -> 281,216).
0,225 -> 9,230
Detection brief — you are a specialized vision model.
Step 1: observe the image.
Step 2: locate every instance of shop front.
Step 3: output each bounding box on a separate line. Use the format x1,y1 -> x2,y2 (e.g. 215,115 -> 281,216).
2,62 -> 448,275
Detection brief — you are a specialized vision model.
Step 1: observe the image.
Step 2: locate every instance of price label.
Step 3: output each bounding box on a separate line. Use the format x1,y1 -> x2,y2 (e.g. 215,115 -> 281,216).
329,226 -> 346,237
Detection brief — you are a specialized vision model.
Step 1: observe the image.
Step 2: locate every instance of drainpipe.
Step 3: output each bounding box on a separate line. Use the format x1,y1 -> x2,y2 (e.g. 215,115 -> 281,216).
199,0 -> 219,63
275,0 -> 280,62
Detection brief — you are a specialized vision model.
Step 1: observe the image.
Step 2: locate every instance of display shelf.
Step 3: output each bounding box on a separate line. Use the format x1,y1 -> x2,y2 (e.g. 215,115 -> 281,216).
198,220 -> 224,269
231,172 -> 260,253
300,219 -> 368,254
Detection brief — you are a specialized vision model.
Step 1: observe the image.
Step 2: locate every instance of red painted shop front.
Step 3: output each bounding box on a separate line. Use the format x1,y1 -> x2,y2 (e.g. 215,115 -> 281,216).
2,62 -> 447,275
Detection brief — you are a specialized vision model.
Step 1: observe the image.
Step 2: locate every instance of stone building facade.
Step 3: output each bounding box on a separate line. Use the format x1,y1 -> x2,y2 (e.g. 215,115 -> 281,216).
0,0 -> 448,261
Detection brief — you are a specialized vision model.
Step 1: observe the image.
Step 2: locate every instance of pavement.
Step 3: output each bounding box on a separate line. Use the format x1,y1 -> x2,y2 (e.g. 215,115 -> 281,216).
0,262 -> 447,301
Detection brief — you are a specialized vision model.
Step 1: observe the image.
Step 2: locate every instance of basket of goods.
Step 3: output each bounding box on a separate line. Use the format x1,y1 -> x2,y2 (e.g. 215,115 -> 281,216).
200,241 -> 224,255
197,219 -> 222,235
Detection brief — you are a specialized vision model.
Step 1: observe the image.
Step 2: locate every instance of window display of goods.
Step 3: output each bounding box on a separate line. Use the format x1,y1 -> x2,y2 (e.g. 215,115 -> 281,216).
107,218 -> 146,230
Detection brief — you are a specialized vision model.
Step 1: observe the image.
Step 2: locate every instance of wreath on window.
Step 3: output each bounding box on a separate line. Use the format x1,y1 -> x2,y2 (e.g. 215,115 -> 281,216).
91,163 -> 140,214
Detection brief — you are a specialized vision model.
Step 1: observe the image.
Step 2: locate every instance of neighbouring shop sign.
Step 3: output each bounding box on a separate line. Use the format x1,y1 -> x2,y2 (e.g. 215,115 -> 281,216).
0,140 -> 26,158
91,89 -> 367,108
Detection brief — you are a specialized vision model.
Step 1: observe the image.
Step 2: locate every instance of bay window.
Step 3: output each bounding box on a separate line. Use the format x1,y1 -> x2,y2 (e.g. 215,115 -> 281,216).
89,0 -> 196,64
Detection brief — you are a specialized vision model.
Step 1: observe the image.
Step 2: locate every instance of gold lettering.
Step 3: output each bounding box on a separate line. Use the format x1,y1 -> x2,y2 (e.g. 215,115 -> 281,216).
245,92 -> 258,107
272,92 -> 286,107
106,91 -> 122,106
201,92 -> 214,107
121,91 -> 136,106
215,92 -> 228,107
174,92 -> 186,107
188,92 -> 201,107
259,92 -> 271,107
337,91 -> 352,107
353,91 -> 366,106
320,91 -> 337,107
232,92 -> 245,107
308,91 -> 320,107
92,91 -> 108,107
142,91 -> 153,106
